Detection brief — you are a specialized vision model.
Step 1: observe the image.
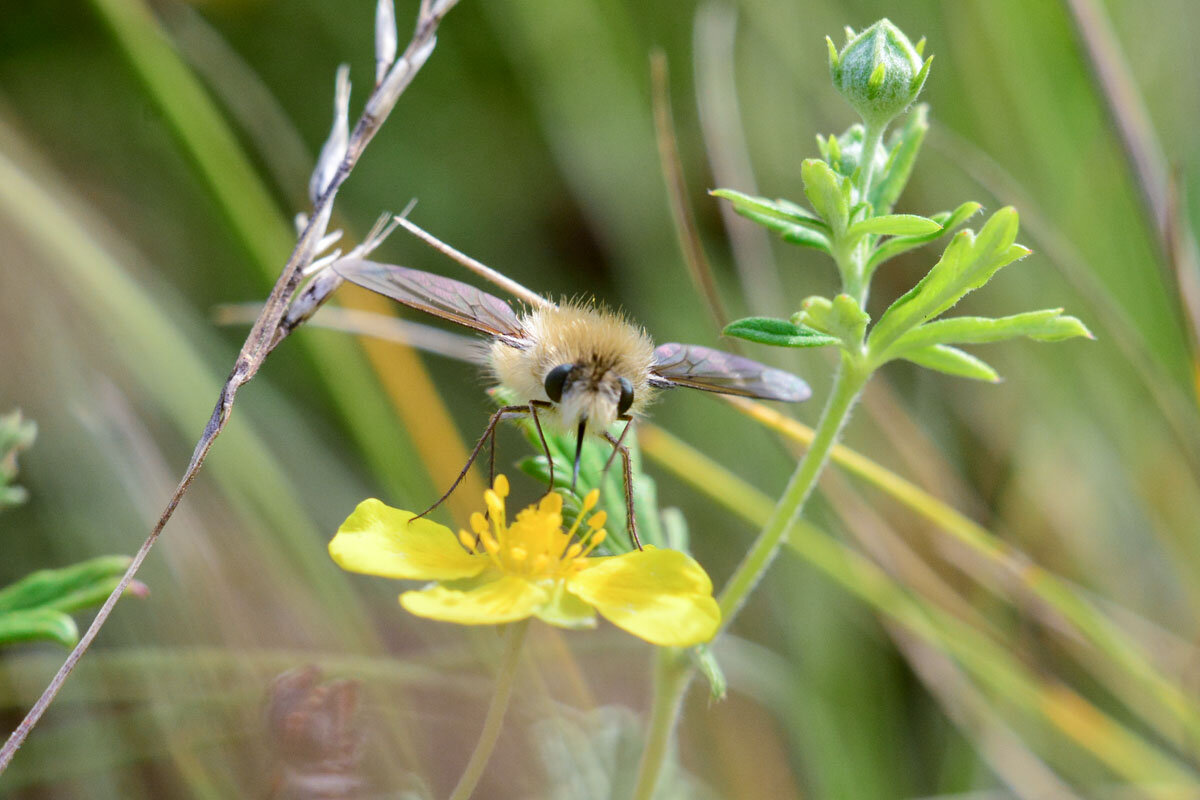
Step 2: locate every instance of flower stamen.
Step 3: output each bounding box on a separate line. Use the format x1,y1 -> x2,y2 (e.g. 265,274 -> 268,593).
458,529 -> 476,552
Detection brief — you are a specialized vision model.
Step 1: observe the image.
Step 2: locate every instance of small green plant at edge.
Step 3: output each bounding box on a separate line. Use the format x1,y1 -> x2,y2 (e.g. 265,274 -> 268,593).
0,411 -> 146,649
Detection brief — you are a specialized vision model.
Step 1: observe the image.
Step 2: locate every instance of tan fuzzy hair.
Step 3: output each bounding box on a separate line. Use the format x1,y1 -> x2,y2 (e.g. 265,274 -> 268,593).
488,300 -> 657,433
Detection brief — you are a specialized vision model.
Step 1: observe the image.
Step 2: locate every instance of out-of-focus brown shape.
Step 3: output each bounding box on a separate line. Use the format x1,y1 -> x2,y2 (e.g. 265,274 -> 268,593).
265,666 -> 364,800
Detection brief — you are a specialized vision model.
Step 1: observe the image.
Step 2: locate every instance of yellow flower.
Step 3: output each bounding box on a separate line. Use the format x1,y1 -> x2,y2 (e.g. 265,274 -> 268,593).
329,476 -> 720,647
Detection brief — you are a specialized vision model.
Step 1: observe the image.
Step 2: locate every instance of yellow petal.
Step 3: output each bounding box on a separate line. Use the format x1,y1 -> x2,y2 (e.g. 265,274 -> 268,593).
400,574 -> 548,625
330,499 -> 486,580
567,548 -> 720,647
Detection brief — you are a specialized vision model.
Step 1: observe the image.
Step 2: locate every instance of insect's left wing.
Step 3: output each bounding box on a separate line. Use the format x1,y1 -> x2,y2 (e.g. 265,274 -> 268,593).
335,259 -> 529,341
649,343 -> 811,402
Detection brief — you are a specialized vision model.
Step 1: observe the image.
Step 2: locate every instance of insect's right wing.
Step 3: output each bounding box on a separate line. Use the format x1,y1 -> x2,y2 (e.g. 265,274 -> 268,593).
649,343 -> 811,402
335,259 -> 529,342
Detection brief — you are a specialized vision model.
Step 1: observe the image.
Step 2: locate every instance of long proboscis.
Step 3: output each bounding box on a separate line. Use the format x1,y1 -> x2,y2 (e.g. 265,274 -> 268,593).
572,419 -> 587,490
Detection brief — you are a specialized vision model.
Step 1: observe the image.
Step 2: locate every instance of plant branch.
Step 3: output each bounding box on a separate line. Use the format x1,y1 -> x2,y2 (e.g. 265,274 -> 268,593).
0,0 -> 457,773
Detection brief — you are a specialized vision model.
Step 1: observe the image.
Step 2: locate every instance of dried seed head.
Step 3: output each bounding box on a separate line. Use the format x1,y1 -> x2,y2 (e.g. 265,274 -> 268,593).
375,0 -> 397,86
309,65 -> 351,205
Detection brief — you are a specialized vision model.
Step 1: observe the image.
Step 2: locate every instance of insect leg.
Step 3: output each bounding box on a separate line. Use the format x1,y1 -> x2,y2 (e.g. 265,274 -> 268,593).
601,417 -> 633,479
416,404 -> 530,519
602,427 -> 642,551
528,400 -> 555,490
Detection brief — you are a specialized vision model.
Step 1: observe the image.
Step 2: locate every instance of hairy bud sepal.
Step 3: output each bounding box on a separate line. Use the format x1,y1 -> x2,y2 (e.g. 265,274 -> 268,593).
829,19 -> 931,130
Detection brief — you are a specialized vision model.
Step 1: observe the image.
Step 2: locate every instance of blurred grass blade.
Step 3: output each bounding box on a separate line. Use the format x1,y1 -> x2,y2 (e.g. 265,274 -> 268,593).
721,395 -> 1200,746
638,424 -> 1200,787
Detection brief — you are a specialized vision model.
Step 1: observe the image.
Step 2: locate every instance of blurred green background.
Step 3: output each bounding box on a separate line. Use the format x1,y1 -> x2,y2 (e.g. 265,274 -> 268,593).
2,0 -> 1199,797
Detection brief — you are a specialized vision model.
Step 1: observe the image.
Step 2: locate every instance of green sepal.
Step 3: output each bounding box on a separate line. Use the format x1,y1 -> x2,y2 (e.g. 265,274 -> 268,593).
535,583 -> 598,630
801,159 -> 849,233
888,309 -> 1093,356
848,213 -> 942,239
689,643 -> 728,700
866,201 -> 982,275
659,507 -> 690,553
0,608 -> 79,648
794,294 -> 869,349
0,555 -> 133,614
872,104 -> 928,213
901,344 -> 1000,382
710,189 -> 831,252
868,207 -> 1029,354
723,317 -> 840,349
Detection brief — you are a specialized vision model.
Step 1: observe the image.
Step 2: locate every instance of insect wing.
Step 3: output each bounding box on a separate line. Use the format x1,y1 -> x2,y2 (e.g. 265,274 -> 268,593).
650,343 -> 811,402
335,258 -> 527,339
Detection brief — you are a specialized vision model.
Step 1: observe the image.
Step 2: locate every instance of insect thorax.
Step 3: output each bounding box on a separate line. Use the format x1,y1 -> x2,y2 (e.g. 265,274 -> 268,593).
488,302 -> 656,431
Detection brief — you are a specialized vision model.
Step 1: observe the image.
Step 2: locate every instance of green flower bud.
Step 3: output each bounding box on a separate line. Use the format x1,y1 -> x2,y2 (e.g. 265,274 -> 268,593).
827,19 -> 931,129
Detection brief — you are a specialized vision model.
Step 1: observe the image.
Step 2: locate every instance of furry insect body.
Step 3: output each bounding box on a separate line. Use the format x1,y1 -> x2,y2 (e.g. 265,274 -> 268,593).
334,251 -> 811,549
490,302 -> 656,436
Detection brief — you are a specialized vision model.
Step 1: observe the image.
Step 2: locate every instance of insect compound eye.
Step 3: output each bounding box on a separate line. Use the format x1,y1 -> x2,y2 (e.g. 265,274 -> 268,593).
543,363 -> 574,403
617,377 -> 634,416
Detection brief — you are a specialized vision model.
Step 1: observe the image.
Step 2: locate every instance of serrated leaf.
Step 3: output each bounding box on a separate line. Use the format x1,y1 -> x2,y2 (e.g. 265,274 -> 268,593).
902,344 -> 1000,382
710,189 -> 828,232
866,201 -> 981,275
793,296 -> 833,332
869,207 -> 1029,354
793,295 -> 868,349
848,213 -> 942,239
735,209 -> 831,253
828,294 -> 869,346
872,104 -> 928,213
0,608 -> 79,648
888,309 -> 1093,356
0,555 -> 133,613
800,159 -> 849,232
690,644 -> 727,700
723,317 -> 839,348
711,189 -> 831,253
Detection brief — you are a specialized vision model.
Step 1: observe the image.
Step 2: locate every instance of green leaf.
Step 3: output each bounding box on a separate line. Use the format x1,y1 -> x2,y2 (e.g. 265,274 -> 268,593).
0,555 -> 133,613
888,309 -> 1094,355
0,409 -> 37,510
793,294 -> 869,348
736,209 -> 831,253
710,189 -> 828,232
801,159 -> 849,232
710,189 -> 831,252
723,317 -> 839,348
690,644 -> 727,700
848,213 -> 942,239
901,344 -> 1000,382
872,104 -> 928,212
866,201 -> 981,275
0,608 -> 79,648
868,207 -> 1029,355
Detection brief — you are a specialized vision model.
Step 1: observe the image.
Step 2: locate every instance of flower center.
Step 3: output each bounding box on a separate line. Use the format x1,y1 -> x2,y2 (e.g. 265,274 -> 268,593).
456,475 -> 608,581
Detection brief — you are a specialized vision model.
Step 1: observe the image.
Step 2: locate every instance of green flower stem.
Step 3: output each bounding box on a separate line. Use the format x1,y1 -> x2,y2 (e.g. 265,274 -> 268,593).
631,357 -> 869,799
448,619 -> 530,800
857,122 -> 885,200
717,353 -> 869,624
630,648 -> 691,800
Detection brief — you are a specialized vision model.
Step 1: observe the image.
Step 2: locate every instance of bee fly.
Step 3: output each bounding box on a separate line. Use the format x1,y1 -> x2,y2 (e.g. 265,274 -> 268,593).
335,246 -> 810,549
